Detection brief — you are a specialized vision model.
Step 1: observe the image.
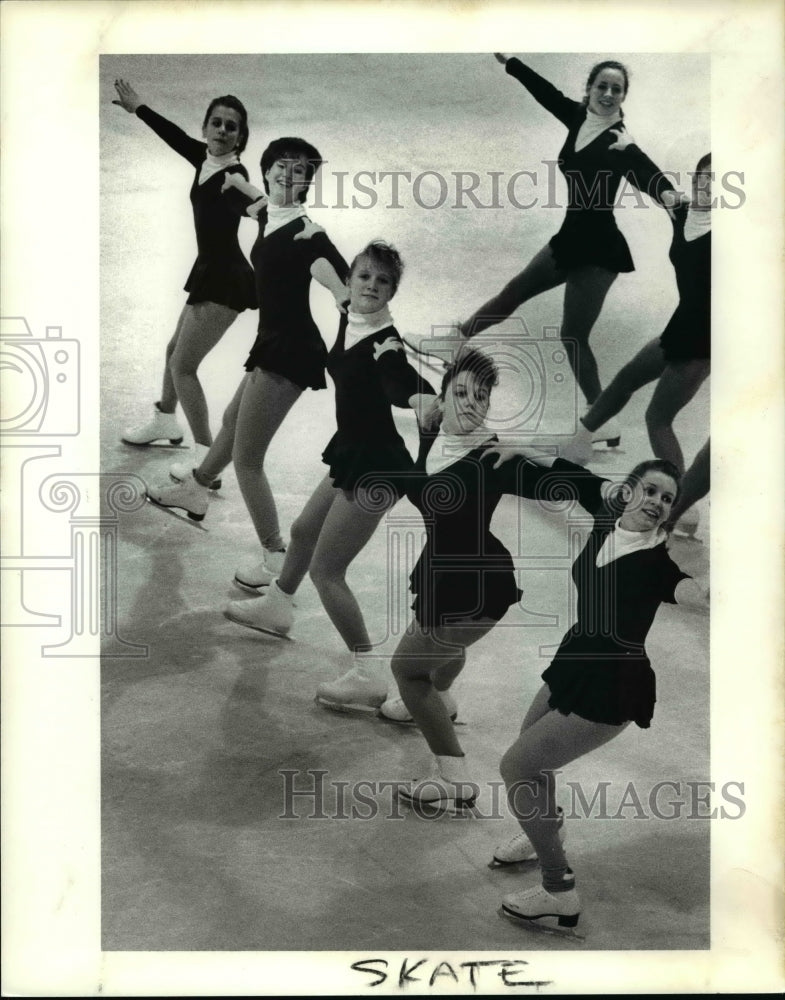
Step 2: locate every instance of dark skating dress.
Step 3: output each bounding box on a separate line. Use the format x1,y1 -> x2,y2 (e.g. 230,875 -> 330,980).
658,204 -> 711,362
135,105 -> 256,312
504,59 -> 675,273
522,460 -> 690,729
405,438 -> 560,630
321,317 -> 436,498
244,208 -> 348,390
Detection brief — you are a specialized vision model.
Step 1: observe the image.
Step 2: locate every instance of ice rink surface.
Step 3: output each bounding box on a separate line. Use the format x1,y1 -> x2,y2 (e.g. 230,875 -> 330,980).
100,53 -> 709,951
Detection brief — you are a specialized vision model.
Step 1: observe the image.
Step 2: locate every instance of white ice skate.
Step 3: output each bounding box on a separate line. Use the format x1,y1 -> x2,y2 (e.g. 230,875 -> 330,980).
223,581 -> 294,638
122,404 -> 185,447
146,473 -> 210,524
501,882 -> 581,930
170,444 -> 222,492
490,814 -> 566,868
315,662 -> 389,714
379,689 -> 458,725
591,418 -> 621,448
397,754 -> 479,810
233,548 -> 287,592
671,508 -> 701,540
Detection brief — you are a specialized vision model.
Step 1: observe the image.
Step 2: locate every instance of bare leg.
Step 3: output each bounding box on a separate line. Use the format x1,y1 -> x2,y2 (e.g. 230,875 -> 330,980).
158,306 -> 188,413
581,338 -> 666,431
195,374 -> 247,483
169,301 -> 238,446
460,245 -> 566,337
645,359 -> 710,473
308,486 -> 393,652
232,368 -> 302,552
277,475 -> 339,595
561,266 -> 618,405
500,695 -> 628,868
667,438 -> 710,527
391,619 -> 497,756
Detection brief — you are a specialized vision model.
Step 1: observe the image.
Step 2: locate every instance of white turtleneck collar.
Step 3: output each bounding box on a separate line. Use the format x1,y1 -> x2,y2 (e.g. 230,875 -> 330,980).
426,427 -> 495,476
596,518 -> 666,568
575,107 -> 623,152
198,150 -> 240,185
684,206 -> 712,242
260,199 -> 308,236
344,305 -> 394,350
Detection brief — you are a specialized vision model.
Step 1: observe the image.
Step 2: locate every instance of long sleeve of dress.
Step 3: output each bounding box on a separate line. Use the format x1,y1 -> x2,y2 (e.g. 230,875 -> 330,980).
619,142 -> 675,205
375,337 -> 437,408
135,105 -> 205,167
504,57 -> 582,127
493,455 -> 608,515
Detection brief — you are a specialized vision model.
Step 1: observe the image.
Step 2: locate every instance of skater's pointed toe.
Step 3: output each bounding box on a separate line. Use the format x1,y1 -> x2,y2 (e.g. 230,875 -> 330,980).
501,883 -> 581,929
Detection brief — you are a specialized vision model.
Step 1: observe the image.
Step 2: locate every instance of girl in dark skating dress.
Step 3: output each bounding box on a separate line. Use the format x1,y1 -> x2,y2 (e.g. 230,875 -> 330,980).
458,55 -> 683,416
563,154 -> 712,536
479,444 -> 707,931
115,79 -> 256,470
224,242 -> 440,711
147,138 -> 349,581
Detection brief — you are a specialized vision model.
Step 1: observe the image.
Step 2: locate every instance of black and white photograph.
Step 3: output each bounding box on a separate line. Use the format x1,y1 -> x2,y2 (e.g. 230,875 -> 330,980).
2,1 -> 783,995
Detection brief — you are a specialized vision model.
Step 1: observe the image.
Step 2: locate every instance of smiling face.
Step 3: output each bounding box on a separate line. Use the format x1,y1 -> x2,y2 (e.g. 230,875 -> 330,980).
619,470 -> 678,532
264,154 -> 310,206
202,104 -> 242,156
441,370 -> 491,436
347,256 -> 396,314
586,67 -> 627,117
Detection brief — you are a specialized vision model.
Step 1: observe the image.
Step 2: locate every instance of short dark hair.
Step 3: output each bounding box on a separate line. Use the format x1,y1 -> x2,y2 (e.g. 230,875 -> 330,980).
349,240 -> 404,294
260,137 -> 323,204
203,95 -> 249,154
440,346 -> 499,400
607,458 -> 681,518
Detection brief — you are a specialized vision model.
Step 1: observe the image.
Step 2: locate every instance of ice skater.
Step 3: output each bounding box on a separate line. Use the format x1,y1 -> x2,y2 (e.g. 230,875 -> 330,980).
115,79 -> 256,477
457,54 -> 684,428
476,444 -> 707,932
222,241 -> 440,710
387,347 -> 589,803
562,154 -> 712,535
147,138 -> 348,580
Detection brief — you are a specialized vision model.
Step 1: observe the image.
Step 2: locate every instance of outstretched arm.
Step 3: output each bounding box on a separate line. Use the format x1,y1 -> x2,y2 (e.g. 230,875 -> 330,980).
311,257 -> 351,312
372,336 -> 438,419
113,78 -> 204,167
498,54 -> 582,127
607,128 -> 687,209
483,444 -> 608,513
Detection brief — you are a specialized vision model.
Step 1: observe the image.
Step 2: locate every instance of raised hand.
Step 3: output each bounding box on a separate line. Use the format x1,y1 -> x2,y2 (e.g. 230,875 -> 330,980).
293,218 -> 325,242
112,78 -> 142,114
482,442 -> 553,469
607,127 -> 635,152
373,335 -> 404,361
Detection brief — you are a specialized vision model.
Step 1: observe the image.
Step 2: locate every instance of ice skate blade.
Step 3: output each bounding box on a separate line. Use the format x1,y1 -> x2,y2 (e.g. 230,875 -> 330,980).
488,855 -> 537,871
223,608 -> 293,640
396,792 -> 478,817
378,712 -> 460,728
498,905 -> 585,940
232,576 -> 271,595
122,438 -> 186,449
145,496 -> 208,530
314,695 -> 382,716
